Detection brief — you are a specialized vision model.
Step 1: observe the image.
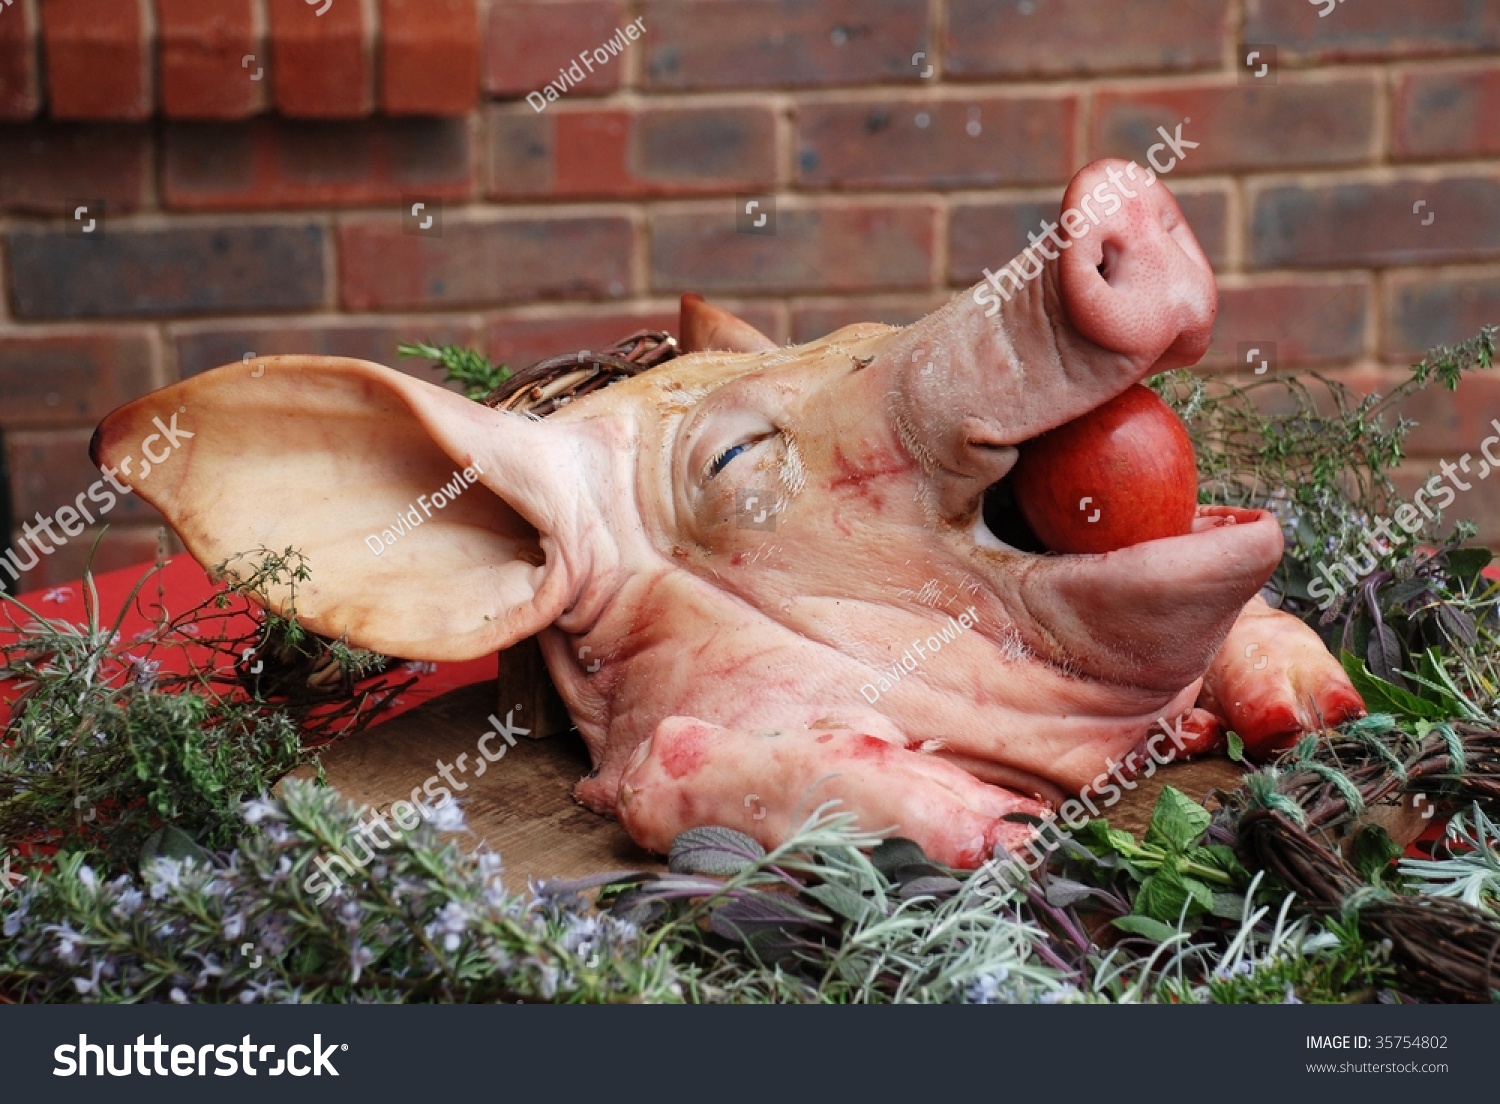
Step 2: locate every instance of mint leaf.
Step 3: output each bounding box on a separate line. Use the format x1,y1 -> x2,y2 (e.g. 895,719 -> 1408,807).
1135,865 -> 1211,924
1188,843 -> 1248,883
1226,731 -> 1245,763
1340,651 -> 1451,722
1144,786 -> 1212,853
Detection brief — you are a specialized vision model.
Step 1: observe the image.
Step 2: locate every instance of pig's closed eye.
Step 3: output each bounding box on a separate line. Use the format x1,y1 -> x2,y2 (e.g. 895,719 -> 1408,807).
708,442 -> 754,477
705,433 -> 774,479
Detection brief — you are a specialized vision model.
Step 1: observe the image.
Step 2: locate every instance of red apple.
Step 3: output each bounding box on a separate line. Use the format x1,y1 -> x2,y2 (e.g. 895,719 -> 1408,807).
1010,385 -> 1198,554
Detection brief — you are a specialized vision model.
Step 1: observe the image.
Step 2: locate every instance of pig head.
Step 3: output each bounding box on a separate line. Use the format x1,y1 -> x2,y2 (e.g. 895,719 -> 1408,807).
93,160 -> 1362,868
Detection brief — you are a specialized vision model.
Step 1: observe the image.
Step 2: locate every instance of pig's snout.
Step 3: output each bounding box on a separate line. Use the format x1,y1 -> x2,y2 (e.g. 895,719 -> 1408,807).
1057,159 -> 1216,373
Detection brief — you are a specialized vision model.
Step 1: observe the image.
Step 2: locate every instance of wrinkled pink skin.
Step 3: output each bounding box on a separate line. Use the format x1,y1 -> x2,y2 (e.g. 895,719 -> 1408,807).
94,159 -> 1363,869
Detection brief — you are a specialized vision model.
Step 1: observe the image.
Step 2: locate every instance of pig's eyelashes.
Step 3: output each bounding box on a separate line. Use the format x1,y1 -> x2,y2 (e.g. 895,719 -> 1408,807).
705,433 -> 775,480
708,442 -> 752,477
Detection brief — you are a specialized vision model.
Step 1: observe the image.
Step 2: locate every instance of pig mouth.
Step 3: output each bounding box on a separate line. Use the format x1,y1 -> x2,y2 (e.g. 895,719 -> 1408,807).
963,436 -> 1284,692
978,475 -> 1050,555
971,458 -> 1281,572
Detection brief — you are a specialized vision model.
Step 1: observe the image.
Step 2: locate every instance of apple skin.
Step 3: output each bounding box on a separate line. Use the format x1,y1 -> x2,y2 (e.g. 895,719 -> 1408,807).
1010,385 -> 1199,555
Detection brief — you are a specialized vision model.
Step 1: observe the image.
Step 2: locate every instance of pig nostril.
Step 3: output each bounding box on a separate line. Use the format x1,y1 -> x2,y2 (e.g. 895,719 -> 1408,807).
1097,241 -> 1122,286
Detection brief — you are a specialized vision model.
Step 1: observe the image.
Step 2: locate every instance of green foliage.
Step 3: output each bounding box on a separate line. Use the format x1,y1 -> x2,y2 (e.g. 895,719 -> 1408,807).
0,550 -> 397,870
1398,803 -> 1500,913
0,782 -> 679,1003
609,815 -> 1073,1004
1067,788 -> 1246,932
398,341 -> 511,401
1150,325 -> 1496,607
7,330 -> 1500,1003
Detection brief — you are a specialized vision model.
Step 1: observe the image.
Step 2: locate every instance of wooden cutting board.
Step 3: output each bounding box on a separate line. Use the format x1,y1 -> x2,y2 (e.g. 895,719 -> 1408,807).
288,679 -> 1250,885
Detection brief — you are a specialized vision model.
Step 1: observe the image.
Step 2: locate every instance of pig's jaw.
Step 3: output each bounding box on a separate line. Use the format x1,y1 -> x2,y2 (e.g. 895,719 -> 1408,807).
956,500 -> 1284,694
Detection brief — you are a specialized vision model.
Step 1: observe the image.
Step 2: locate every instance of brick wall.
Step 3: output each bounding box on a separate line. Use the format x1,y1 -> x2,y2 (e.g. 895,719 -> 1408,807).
2,0 -> 1499,589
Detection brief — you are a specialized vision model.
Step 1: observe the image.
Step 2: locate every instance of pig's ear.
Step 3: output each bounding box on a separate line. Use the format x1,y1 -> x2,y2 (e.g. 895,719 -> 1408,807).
678,293 -> 777,353
91,357 -> 592,662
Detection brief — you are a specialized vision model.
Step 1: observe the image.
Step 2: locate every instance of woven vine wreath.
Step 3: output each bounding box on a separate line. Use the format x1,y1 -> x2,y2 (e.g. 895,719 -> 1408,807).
1228,717 -> 1500,1002
250,326 -> 1500,1002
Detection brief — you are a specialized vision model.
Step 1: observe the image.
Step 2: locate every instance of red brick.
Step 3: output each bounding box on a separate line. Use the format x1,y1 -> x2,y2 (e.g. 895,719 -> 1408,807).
640,0 -> 928,91
0,0 -> 41,119
164,117 -> 473,210
1198,279 -> 1370,370
41,0 -> 152,120
3,524 -> 169,593
650,201 -> 936,295
7,429 -> 161,525
156,0 -> 263,119
1394,66 -> 1500,161
483,302 -> 788,371
947,187 -> 1230,286
170,316 -> 481,385
1385,372 -> 1500,464
1245,0 -> 1500,62
1335,365 -> 1500,463
946,0 -> 1228,79
1383,271 -> 1500,363
267,0 -> 371,119
488,104 -> 775,200
796,95 -> 1075,190
1391,461 -> 1500,548
1248,174 -> 1500,269
790,296 -> 943,344
484,0 -> 627,99
486,307 -> 674,368
1092,80 -> 1378,175
1170,185 -> 1231,273
338,214 -> 636,310
0,330 -> 159,429
0,124 -> 151,214
381,0 -> 479,116
6,223 -> 328,319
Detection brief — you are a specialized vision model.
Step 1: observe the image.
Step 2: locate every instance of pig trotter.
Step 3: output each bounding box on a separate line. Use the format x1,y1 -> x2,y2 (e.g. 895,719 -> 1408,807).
617,717 -> 1051,869
1198,597 -> 1366,761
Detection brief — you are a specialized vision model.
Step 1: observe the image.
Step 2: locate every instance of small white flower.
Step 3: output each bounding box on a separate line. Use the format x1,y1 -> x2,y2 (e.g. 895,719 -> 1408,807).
72,961 -> 106,996
112,887 -> 144,919
43,587 -> 74,604
52,925 -> 82,965
350,944 -> 374,984
428,801 -> 466,833
241,797 -> 283,826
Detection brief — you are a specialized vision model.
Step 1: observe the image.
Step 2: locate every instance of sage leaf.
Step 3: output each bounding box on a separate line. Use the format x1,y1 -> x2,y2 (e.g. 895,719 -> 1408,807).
1112,914 -> 1179,942
871,838 -> 928,879
668,825 -> 765,876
